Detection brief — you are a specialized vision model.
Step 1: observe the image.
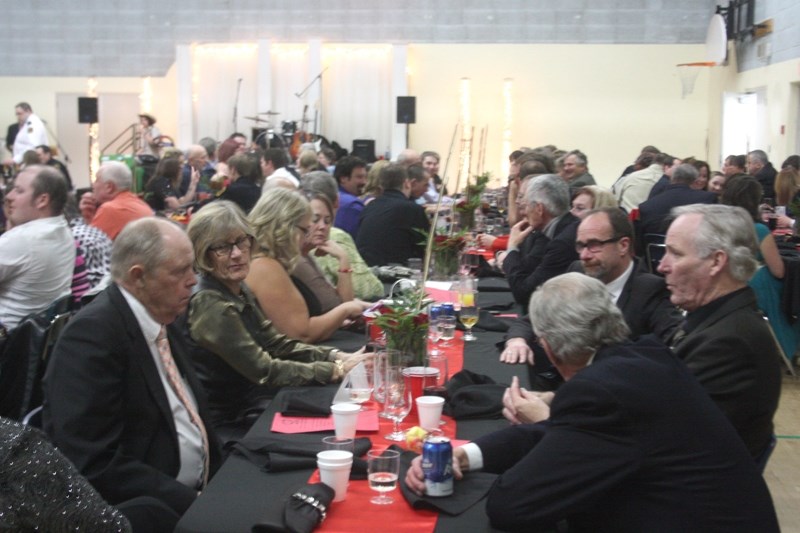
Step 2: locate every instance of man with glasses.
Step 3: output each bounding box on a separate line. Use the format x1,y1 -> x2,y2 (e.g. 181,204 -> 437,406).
502,207 -> 679,390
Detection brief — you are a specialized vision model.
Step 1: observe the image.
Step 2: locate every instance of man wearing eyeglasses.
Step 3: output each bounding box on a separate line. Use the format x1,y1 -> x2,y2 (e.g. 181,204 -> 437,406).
502,207 -> 679,390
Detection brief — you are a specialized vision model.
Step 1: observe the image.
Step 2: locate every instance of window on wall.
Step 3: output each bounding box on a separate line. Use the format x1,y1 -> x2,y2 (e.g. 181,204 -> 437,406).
721,88 -> 768,165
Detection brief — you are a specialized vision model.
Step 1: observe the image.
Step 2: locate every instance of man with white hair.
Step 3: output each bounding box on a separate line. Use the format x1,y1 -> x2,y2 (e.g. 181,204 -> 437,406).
90,161 -> 153,240
747,149 -> 777,197
502,174 -> 579,306
659,203 -> 782,459
406,273 -> 779,532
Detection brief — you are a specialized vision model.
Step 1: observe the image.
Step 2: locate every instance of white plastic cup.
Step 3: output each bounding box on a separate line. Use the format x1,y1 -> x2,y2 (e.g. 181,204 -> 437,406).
330,402 -> 360,439
416,396 -> 445,430
317,450 -> 353,502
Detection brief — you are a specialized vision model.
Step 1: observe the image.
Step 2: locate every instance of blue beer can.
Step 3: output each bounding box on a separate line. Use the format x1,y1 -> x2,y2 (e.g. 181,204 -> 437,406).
429,304 -> 443,321
440,303 -> 455,317
421,435 -> 454,497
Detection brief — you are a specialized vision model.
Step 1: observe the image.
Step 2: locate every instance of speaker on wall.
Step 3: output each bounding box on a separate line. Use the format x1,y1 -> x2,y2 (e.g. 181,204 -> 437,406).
78,97 -> 98,124
396,96 -> 416,124
352,139 -> 376,163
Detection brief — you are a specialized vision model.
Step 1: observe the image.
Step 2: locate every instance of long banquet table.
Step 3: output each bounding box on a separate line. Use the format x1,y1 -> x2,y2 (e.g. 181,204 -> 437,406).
176,287 -> 524,533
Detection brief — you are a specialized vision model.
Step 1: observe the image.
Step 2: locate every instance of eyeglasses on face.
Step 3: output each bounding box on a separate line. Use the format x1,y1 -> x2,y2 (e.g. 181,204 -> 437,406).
574,237 -> 621,253
209,235 -> 254,257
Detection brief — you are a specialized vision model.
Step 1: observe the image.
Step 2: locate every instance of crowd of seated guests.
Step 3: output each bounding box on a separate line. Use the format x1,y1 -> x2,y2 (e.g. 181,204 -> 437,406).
1,129 -> 797,531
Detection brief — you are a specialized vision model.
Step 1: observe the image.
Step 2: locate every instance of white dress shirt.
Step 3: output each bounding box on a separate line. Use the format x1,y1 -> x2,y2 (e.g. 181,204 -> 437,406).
13,113 -> 48,164
118,287 -> 205,489
0,216 -> 74,329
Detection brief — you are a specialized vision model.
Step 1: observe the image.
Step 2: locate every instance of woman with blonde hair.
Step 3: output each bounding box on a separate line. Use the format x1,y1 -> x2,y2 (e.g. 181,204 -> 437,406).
569,185 -> 617,219
246,188 -> 370,343
361,160 -> 388,205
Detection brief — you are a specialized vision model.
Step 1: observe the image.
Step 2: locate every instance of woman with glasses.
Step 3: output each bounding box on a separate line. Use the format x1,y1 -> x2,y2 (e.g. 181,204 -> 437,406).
186,201 -> 366,438
246,188 -> 371,343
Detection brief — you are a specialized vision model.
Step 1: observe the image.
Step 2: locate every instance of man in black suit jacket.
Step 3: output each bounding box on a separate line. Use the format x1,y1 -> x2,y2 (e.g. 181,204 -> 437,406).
356,163 -> 429,266
659,204 -> 782,458
407,274 -> 779,532
502,208 -> 680,390
501,174 -> 579,307
636,163 -> 716,251
44,218 -> 222,522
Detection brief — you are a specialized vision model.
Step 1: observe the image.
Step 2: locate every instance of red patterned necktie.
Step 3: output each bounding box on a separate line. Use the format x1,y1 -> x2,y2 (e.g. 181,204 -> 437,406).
157,326 -> 210,487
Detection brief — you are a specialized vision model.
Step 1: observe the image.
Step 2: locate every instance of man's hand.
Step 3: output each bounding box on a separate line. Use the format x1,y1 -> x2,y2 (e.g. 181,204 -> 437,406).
500,338 -> 534,364
405,448 -> 467,496
508,220 -> 533,248
502,376 -> 552,425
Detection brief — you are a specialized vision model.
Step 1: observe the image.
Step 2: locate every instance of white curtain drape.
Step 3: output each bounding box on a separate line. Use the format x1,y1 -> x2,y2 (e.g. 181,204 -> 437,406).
193,44 -> 259,142
321,44 -> 392,158
191,42 -> 393,154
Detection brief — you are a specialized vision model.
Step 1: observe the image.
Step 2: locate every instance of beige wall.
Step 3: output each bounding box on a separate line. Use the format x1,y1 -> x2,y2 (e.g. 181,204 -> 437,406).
408,43 -> 711,190
707,51 -> 800,171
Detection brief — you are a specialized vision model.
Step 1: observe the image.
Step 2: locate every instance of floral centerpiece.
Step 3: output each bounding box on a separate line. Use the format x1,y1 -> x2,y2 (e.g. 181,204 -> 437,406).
370,288 -> 432,366
453,171 -> 490,230
417,229 -> 467,280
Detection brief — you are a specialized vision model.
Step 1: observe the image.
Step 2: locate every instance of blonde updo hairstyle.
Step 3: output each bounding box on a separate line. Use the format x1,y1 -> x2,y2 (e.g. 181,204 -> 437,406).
248,187 -> 311,271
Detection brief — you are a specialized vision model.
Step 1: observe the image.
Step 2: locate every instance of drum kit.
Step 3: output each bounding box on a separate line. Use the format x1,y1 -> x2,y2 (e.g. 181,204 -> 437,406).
244,109 -> 327,158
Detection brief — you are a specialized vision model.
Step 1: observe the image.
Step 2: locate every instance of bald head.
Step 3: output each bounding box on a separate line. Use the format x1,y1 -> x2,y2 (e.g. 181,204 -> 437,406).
187,145 -> 209,170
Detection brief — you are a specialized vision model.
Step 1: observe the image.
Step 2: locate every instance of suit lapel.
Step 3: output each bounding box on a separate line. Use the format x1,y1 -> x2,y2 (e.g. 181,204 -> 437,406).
107,284 -> 179,437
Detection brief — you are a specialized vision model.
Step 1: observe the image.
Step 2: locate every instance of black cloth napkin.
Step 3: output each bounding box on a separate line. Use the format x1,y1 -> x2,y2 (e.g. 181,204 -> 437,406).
396,447 -> 498,516
252,482 -> 335,533
443,370 -> 506,420
279,387 -> 337,417
228,433 -> 372,477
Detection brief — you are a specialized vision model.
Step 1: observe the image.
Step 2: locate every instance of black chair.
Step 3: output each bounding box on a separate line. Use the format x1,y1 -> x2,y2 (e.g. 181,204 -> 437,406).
643,233 -> 666,275
0,296 -> 72,421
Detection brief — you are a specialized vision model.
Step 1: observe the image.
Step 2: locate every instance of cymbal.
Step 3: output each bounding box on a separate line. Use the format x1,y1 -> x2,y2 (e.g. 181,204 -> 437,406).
243,116 -> 269,122
258,111 -> 280,115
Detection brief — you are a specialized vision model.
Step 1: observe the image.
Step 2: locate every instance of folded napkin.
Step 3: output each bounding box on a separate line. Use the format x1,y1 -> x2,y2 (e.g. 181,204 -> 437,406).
279,388 -> 337,417
396,447 -> 498,516
229,433 -> 372,477
252,482 -> 334,533
443,370 -> 506,420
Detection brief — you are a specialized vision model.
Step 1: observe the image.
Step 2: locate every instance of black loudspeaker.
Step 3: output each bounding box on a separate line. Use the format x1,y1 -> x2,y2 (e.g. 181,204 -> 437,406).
397,96 -> 416,124
352,139 -> 376,163
78,97 -> 98,124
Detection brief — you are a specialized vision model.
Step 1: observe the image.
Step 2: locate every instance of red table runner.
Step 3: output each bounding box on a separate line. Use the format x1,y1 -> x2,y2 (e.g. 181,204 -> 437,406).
312,331 -> 465,532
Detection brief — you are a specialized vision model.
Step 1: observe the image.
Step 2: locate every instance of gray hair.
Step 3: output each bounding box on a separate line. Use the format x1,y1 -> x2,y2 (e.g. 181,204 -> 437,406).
98,161 -> 133,191
526,174 -> 570,216
110,217 -> 173,282
529,273 -> 630,366
302,171 -> 338,206
187,200 -> 253,275
747,149 -> 768,166
671,204 -> 759,283
198,137 -> 217,158
671,163 -> 699,185
566,149 -> 587,167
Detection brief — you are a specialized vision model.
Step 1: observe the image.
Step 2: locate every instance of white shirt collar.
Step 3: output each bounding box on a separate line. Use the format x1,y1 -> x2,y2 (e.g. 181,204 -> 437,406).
605,260 -> 635,304
118,285 -> 162,342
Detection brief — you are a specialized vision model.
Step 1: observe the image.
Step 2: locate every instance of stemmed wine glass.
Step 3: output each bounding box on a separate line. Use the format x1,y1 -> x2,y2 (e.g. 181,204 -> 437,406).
346,361 -> 375,409
459,291 -> 479,341
383,368 -> 412,442
428,317 -> 443,355
459,252 -> 480,276
367,449 -> 401,504
437,316 -> 456,347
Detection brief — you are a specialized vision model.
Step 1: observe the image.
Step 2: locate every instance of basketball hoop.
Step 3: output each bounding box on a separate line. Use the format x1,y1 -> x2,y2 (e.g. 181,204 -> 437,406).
676,61 -> 716,99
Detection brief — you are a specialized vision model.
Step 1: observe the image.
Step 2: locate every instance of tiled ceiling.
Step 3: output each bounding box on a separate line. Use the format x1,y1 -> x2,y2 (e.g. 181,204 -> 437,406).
1,0 -> 720,76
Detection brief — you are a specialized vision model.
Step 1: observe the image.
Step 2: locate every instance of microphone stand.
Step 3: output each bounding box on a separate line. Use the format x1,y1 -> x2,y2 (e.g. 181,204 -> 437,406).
233,78 -> 243,133
294,67 -> 329,99
42,120 -> 72,164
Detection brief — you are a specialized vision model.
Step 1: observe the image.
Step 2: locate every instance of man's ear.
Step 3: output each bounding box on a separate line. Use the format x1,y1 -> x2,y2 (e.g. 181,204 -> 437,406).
708,249 -> 728,277
128,265 -> 146,286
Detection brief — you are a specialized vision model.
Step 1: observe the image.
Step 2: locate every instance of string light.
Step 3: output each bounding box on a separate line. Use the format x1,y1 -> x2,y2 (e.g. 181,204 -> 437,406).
501,78 -> 513,180
459,78 -> 472,188
87,78 -> 99,183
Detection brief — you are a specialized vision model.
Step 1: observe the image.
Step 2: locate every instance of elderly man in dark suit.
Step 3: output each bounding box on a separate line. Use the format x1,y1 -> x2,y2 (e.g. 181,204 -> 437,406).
659,203 -> 782,459
502,207 -> 680,390
501,174 -> 579,307
636,163 -> 716,252
406,273 -> 779,532
43,218 -> 222,526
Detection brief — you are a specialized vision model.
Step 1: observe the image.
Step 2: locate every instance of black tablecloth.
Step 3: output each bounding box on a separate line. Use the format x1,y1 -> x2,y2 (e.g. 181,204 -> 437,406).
176,291 -> 524,533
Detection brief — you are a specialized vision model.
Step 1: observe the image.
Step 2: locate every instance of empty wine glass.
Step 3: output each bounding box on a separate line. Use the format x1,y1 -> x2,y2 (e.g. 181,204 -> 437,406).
367,449 -> 401,504
383,368 -> 412,442
346,361 -> 374,407
428,318 -> 442,354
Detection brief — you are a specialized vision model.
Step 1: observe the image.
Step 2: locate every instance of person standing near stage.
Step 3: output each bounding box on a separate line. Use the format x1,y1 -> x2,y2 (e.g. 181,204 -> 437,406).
10,103 -> 48,165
